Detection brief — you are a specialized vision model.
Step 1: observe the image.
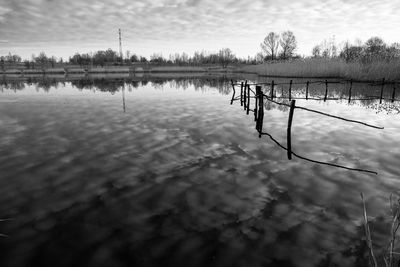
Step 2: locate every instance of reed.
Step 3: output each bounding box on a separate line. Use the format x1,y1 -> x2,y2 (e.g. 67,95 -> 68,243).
242,58 -> 400,81
361,193 -> 400,267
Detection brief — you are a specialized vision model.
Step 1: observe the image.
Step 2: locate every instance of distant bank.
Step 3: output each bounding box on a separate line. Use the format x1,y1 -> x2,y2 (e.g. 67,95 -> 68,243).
2,59 -> 400,82
0,65 -> 237,75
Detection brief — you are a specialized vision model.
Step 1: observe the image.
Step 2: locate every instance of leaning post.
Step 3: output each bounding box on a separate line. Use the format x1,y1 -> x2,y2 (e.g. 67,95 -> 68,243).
306,81 -> 309,100
289,80 -> 292,101
287,100 -> 296,160
324,80 -> 328,102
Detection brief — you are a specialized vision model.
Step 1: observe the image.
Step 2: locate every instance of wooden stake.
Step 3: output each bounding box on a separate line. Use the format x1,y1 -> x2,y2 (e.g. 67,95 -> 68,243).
306,81 -> 309,100
256,86 -> 264,137
243,82 -> 247,110
380,78 -> 385,104
254,90 -> 258,122
287,100 -> 296,160
324,80 -> 328,102
247,84 -> 250,115
240,82 -> 243,106
258,96 -> 264,138
348,79 -> 352,104
289,80 -> 292,101
255,86 -> 261,130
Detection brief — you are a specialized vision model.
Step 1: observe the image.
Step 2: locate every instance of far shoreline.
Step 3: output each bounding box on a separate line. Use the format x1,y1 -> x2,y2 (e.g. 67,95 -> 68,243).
1,63 -> 399,84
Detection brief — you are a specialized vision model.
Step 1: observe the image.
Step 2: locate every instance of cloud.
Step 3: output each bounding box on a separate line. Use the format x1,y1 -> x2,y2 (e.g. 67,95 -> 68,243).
0,0 -> 399,59
0,5 -> 12,22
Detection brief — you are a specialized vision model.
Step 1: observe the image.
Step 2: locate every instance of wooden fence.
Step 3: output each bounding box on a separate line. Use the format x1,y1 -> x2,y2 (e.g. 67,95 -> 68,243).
230,79 -> 385,175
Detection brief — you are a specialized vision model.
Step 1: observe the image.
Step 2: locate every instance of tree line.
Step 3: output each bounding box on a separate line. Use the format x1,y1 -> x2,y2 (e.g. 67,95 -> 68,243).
259,31 -> 400,63
312,37 -> 400,63
2,33 -> 400,68
1,48 -> 257,68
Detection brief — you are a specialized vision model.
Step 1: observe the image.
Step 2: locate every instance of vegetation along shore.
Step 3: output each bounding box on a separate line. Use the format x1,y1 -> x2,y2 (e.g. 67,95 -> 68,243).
1,32 -> 400,81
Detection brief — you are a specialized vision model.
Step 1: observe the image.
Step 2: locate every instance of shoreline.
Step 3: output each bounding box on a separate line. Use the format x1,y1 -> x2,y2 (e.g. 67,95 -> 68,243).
1,66 -> 399,84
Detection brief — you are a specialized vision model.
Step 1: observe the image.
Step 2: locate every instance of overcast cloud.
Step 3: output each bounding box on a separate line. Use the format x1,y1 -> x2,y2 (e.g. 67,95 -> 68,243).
0,0 -> 399,59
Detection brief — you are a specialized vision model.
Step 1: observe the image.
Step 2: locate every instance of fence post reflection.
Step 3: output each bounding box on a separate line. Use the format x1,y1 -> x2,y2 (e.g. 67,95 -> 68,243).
230,80 -> 236,105
380,78 -> 385,104
348,80 -> 352,104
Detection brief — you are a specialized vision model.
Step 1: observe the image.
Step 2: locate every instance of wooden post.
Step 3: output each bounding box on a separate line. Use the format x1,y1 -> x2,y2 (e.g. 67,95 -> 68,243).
324,80 -> 328,102
392,86 -> 396,103
243,81 -> 247,110
258,93 -> 264,138
240,82 -> 244,106
348,80 -> 352,104
254,88 -> 258,122
380,78 -> 385,104
306,81 -> 309,100
256,86 -> 264,137
271,80 -> 275,99
230,80 -> 236,105
289,80 -> 292,101
246,84 -> 250,115
255,86 -> 261,130
287,100 -> 296,160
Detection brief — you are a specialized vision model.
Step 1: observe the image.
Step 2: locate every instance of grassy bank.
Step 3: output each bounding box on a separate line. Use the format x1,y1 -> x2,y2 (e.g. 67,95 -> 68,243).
240,58 -> 400,82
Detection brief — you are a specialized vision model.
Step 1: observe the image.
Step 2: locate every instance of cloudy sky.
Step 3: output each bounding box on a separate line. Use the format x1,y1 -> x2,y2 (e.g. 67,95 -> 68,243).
0,0 -> 399,60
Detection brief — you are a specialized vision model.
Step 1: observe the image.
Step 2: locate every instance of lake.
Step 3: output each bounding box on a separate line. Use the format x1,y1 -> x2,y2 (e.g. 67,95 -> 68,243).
1,73 -> 400,267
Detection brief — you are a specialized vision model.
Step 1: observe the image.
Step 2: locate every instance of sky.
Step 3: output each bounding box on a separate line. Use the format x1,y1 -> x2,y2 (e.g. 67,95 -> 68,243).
0,0 -> 399,60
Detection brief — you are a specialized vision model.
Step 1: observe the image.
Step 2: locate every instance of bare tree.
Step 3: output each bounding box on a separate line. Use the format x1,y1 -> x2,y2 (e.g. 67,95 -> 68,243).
255,52 -> 265,63
218,48 -> 235,68
364,37 -> 386,59
260,32 -> 280,60
312,45 -> 321,58
279,31 -> 297,59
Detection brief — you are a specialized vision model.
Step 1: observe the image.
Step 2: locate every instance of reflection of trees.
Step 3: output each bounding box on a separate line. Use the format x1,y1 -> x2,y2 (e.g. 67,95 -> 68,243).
35,78 -> 58,92
67,76 -> 231,94
0,80 -> 25,91
0,77 -> 61,92
2,75 -> 398,114
70,78 -> 143,93
0,74 -> 233,94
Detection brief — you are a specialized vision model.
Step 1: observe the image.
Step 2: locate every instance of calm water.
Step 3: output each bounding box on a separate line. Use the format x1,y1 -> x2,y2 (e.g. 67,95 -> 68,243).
1,74 -> 400,267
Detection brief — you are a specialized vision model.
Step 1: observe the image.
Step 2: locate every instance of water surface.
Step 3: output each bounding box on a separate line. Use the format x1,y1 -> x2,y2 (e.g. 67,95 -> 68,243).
1,74 -> 400,267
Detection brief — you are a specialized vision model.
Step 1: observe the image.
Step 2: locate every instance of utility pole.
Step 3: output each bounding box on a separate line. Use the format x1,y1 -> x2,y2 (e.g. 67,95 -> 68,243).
119,28 -> 123,61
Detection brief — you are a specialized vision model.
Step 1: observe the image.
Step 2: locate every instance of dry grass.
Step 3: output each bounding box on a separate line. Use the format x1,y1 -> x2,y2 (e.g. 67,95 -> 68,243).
241,58 -> 400,81
361,193 -> 400,267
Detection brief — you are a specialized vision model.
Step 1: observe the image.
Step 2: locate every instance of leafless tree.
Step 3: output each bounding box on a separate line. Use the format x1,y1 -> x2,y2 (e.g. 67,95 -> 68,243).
312,45 -> 321,58
218,48 -> 235,68
260,32 -> 280,60
279,31 -> 297,59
